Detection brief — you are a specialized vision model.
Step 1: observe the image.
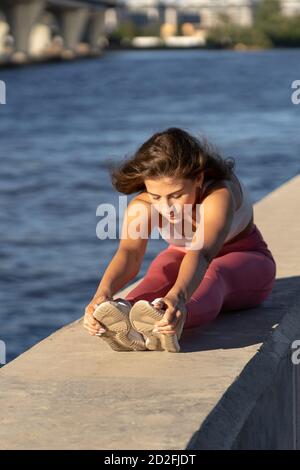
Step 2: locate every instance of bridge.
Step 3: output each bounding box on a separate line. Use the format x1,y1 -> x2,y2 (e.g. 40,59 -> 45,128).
0,0 -> 121,63
1,0 -> 300,64
0,0 -> 262,64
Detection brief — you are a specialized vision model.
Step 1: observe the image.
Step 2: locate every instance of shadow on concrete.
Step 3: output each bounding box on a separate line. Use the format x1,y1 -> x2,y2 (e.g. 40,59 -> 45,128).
180,276 -> 300,353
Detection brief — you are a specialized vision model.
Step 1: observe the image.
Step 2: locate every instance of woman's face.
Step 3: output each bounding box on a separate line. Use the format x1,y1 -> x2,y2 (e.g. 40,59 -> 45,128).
144,174 -> 204,223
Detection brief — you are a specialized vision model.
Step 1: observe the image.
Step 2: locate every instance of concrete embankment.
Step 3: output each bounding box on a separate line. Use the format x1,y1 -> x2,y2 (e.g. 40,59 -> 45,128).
0,175 -> 299,450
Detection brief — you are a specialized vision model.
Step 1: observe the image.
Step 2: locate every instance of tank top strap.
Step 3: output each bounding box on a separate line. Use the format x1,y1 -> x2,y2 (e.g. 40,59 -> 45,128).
202,178 -> 215,192
199,178 -> 215,203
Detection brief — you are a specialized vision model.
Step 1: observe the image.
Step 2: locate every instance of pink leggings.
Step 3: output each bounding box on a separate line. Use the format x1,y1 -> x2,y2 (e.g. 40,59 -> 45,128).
124,224 -> 276,329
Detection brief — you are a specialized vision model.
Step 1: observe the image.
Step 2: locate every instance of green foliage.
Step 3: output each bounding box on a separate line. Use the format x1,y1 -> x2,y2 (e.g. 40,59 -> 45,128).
108,20 -> 138,42
254,0 -> 282,26
207,0 -> 300,49
206,23 -> 271,49
110,0 -> 300,49
259,14 -> 300,47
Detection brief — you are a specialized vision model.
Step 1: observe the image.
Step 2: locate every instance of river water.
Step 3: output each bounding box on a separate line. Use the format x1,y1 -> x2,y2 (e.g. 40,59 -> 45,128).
0,49 -> 299,363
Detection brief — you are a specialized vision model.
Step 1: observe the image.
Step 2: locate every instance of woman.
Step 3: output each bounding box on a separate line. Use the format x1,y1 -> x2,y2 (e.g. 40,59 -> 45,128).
83,127 -> 276,352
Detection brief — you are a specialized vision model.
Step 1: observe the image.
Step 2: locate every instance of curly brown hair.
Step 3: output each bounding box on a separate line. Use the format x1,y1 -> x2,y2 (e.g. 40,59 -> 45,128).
108,127 -> 235,194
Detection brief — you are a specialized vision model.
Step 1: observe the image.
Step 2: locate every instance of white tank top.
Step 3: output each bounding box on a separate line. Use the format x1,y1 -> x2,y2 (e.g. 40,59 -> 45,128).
156,175 -> 253,248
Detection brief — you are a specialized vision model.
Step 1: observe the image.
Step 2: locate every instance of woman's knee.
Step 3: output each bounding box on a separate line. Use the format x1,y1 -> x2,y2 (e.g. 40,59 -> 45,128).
183,277 -> 224,328
145,250 -> 184,281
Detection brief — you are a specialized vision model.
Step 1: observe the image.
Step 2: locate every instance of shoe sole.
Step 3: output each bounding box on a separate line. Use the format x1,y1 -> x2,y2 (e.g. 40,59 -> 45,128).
129,300 -> 180,353
93,302 -> 146,352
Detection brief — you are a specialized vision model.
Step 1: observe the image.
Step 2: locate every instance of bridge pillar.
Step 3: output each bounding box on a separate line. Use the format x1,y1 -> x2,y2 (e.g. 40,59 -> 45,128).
85,9 -> 106,54
2,0 -> 45,59
104,7 -> 122,34
0,15 -> 9,55
29,21 -> 51,57
56,7 -> 89,56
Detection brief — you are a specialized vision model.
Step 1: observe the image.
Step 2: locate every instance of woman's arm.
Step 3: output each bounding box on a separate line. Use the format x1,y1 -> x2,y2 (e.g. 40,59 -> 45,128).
92,247 -> 143,299
167,250 -> 210,303
153,187 -> 235,334
168,186 -> 235,302
150,183 -> 234,334
91,198 -> 152,301
84,247 -> 141,336
84,198 -> 152,335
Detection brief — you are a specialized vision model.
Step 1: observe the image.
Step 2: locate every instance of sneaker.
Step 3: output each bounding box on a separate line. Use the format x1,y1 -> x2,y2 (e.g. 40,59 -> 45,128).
93,298 -> 146,352
129,298 -> 186,353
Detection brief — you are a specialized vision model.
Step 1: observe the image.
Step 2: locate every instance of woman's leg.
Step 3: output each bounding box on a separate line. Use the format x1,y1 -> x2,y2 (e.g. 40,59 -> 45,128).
184,250 -> 276,329
124,229 -> 276,331
124,247 -> 186,304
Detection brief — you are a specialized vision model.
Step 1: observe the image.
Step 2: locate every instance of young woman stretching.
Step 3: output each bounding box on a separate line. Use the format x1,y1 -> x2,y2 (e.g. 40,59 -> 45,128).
83,127 -> 276,353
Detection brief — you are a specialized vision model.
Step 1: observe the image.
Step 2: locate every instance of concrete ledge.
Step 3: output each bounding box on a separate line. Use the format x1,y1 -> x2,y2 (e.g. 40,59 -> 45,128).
187,293 -> 300,449
0,175 -> 299,450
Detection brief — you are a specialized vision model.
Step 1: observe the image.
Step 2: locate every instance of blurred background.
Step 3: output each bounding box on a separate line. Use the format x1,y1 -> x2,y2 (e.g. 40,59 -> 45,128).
0,0 -> 300,363
2,0 -> 300,63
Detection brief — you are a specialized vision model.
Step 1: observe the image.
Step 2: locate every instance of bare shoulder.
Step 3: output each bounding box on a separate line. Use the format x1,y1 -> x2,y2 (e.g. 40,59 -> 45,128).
118,192 -> 154,254
130,191 -> 161,228
202,173 -> 242,212
126,192 -> 152,213
133,192 -> 152,205
124,192 -> 155,228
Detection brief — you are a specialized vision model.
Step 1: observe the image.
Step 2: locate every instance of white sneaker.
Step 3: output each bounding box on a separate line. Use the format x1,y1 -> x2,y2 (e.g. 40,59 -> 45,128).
93,298 -> 146,352
129,299 -> 186,353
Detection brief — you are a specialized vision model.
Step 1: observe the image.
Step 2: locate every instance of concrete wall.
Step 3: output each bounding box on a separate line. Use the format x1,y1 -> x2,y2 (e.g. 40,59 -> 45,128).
187,295 -> 300,449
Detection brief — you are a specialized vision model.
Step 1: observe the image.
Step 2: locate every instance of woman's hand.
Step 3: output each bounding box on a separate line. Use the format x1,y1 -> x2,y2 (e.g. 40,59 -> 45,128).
152,293 -> 187,335
83,292 -> 113,336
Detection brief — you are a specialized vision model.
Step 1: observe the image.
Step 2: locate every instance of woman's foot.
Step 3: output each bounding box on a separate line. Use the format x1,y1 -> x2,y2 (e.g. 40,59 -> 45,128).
129,298 -> 185,353
93,298 -> 146,352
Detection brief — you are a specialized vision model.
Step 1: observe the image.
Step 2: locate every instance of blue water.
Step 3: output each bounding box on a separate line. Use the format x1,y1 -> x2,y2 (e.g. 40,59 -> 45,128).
0,49 -> 299,363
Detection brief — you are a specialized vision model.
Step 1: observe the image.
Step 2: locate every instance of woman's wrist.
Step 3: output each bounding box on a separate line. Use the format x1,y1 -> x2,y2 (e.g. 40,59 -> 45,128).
93,288 -> 113,302
166,288 -> 188,304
